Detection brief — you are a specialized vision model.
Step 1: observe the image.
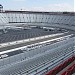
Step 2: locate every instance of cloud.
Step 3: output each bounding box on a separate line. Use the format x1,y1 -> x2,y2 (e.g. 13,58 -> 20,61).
13,0 -> 25,1
21,3 -> 74,12
48,3 -> 74,12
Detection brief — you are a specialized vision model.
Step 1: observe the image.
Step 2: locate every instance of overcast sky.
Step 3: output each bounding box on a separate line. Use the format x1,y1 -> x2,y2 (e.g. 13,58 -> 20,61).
0,0 -> 75,12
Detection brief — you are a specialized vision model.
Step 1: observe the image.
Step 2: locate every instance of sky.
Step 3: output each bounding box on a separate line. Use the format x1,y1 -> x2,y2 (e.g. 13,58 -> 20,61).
0,0 -> 75,12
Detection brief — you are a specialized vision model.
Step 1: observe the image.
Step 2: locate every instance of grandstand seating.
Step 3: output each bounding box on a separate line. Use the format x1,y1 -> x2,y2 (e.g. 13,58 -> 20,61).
61,62 -> 75,75
0,37 -> 75,75
0,50 -> 74,75
0,13 -> 8,24
0,11 -> 75,75
46,56 -> 75,75
0,12 -> 75,30
0,36 -> 74,66
6,13 -> 74,25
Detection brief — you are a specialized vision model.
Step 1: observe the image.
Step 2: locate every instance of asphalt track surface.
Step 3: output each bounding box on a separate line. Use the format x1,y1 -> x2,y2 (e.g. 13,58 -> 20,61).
0,28 -> 64,43
0,31 -> 73,52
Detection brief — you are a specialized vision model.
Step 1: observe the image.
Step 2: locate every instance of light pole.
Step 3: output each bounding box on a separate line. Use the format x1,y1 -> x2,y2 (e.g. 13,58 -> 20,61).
0,4 -> 3,12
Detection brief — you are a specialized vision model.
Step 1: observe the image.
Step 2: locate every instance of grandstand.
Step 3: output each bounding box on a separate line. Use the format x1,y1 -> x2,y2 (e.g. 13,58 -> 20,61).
0,9 -> 75,75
